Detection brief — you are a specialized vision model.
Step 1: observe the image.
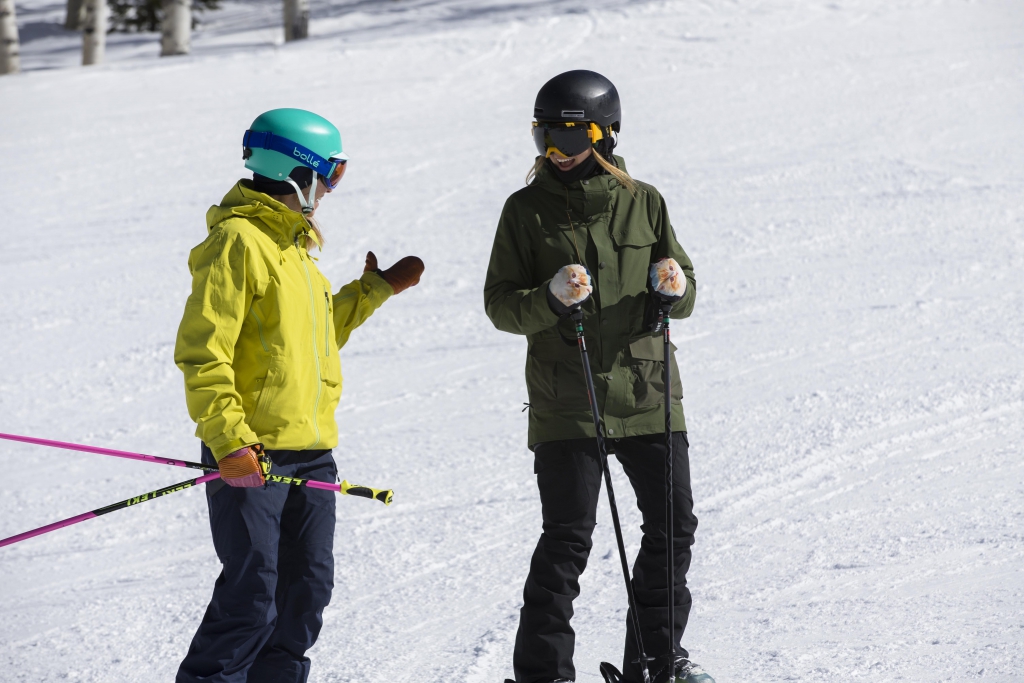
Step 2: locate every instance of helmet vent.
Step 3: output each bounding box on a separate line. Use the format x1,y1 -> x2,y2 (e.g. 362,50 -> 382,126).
561,110 -> 585,118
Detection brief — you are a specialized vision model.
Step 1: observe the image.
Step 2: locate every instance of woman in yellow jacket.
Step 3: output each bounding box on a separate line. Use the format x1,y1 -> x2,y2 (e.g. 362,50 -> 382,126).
173,108 -> 424,683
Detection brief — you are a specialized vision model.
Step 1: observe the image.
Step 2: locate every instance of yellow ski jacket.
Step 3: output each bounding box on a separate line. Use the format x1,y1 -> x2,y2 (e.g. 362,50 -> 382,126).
174,180 -> 392,460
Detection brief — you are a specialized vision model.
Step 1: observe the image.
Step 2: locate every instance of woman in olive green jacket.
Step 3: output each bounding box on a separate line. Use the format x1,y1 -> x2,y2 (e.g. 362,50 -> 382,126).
484,73 -> 714,683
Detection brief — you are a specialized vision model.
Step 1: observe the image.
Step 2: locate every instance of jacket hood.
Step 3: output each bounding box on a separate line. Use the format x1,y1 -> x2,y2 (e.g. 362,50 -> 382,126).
206,179 -> 313,244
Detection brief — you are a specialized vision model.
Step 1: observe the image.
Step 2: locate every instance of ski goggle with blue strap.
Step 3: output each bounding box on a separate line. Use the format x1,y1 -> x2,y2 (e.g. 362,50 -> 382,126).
243,130 -> 348,190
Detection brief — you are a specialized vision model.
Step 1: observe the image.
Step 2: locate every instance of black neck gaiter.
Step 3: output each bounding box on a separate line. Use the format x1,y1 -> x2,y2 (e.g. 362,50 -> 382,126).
548,153 -> 601,185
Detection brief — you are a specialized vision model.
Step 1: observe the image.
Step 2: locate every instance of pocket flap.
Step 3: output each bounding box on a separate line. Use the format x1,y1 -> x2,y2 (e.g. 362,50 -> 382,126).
612,224 -> 657,248
322,353 -> 341,387
628,334 -> 677,361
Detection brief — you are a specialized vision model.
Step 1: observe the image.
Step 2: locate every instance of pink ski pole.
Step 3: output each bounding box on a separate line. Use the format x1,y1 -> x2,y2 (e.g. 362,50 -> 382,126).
0,431 -> 394,511
0,471 -> 221,548
0,431 -> 212,472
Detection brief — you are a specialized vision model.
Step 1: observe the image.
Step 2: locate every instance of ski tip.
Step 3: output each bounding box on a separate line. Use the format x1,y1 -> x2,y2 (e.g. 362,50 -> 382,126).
600,662 -> 624,683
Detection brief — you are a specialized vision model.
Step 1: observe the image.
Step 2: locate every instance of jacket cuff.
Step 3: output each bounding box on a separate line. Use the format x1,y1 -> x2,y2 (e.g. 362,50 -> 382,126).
361,270 -> 395,303
208,432 -> 260,462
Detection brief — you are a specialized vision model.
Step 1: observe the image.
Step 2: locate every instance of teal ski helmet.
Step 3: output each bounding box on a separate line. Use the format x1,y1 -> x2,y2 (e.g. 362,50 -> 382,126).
242,108 -> 348,182
242,108 -> 348,214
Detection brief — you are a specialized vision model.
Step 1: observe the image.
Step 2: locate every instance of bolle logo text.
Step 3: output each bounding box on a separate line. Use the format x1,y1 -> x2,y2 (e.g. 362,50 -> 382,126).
293,147 -> 320,168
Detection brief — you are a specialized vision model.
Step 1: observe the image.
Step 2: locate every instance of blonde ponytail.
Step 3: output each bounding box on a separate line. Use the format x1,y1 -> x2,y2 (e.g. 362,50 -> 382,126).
525,156 -> 546,185
593,152 -> 640,197
305,216 -> 325,252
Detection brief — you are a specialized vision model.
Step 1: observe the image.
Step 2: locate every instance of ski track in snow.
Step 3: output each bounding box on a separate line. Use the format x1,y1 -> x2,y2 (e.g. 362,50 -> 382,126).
1,0 -> 1023,681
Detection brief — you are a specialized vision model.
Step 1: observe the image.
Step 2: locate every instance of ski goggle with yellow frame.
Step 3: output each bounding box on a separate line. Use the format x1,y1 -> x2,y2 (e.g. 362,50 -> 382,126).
532,121 -> 605,159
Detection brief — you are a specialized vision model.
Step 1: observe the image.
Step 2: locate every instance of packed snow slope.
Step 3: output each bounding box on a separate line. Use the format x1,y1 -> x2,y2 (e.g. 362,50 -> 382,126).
2,0 -> 1022,680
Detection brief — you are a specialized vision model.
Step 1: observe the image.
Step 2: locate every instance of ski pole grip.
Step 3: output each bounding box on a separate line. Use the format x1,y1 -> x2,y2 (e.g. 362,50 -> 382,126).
340,479 -> 394,506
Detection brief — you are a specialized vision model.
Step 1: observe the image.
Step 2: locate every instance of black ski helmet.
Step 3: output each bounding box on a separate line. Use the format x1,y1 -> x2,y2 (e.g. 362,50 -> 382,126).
533,70 -> 621,132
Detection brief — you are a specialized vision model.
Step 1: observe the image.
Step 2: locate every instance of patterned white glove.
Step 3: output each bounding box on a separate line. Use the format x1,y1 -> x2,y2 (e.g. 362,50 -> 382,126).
547,264 -> 593,315
650,258 -> 686,301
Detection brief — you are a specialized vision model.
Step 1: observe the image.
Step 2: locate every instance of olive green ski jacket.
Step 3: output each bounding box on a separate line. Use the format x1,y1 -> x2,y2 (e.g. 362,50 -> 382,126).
484,157 -> 696,449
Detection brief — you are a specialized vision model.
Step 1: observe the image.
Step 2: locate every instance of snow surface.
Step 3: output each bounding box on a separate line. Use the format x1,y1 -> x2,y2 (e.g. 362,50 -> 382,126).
2,0 -> 1023,680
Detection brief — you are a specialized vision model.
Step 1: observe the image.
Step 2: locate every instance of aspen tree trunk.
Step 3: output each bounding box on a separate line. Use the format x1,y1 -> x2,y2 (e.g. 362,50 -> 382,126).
64,0 -> 85,31
81,0 -> 106,66
283,0 -> 309,42
161,0 -> 191,56
0,0 -> 19,75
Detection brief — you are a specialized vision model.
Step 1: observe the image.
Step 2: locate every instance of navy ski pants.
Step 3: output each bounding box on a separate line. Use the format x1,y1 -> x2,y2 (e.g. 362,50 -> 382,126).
176,445 -> 337,683
512,433 -> 698,683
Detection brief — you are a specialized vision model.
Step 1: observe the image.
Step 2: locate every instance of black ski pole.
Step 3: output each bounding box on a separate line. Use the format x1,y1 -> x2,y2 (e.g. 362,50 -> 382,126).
569,308 -> 653,683
661,302 -> 676,681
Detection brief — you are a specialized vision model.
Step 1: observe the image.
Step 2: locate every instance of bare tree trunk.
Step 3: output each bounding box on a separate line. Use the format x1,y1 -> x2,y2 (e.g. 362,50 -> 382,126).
283,0 -> 309,42
0,0 -> 19,75
161,0 -> 191,56
64,0 -> 85,31
81,0 -> 106,66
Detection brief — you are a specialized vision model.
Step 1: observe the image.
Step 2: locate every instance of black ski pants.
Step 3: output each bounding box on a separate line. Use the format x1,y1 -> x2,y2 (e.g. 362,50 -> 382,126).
513,432 -> 697,683
176,445 -> 337,683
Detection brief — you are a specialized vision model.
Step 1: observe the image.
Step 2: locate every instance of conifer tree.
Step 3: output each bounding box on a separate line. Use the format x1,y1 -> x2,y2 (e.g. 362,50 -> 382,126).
107,0 -> 219,33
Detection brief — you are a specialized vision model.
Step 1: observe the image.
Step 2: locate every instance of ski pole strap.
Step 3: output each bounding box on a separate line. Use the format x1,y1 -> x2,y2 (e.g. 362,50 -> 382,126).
263,473 -> 394,506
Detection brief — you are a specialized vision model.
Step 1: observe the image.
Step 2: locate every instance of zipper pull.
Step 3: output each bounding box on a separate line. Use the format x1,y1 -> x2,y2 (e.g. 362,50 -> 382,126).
324,291 -> 331,356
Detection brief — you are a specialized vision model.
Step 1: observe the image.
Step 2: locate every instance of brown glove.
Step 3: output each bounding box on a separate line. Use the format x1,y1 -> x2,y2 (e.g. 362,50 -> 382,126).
364,251 -> 424,295
218,444 -> 267,488
364,251 -> 379,273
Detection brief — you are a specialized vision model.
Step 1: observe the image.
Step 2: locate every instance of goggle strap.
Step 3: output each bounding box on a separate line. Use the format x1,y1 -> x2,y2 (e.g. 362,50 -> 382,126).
243,129 -> 335,177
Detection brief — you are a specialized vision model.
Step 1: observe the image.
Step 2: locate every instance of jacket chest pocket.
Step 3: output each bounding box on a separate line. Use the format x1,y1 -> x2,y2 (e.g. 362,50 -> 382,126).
322,351 -> 341,388
612,222 -> 657,251
627,335 -> 682,408
319,285 -> 340,387
532,223 -> 587,275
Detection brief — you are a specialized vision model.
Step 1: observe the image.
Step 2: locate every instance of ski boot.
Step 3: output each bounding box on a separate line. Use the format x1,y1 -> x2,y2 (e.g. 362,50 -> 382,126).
598,659 -> 714,683
672,658 -> 715,683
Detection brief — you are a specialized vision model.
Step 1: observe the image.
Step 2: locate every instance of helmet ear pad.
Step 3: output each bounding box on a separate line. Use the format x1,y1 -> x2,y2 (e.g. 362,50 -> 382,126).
595,126 -> 617,160
253,167 -> 315,195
